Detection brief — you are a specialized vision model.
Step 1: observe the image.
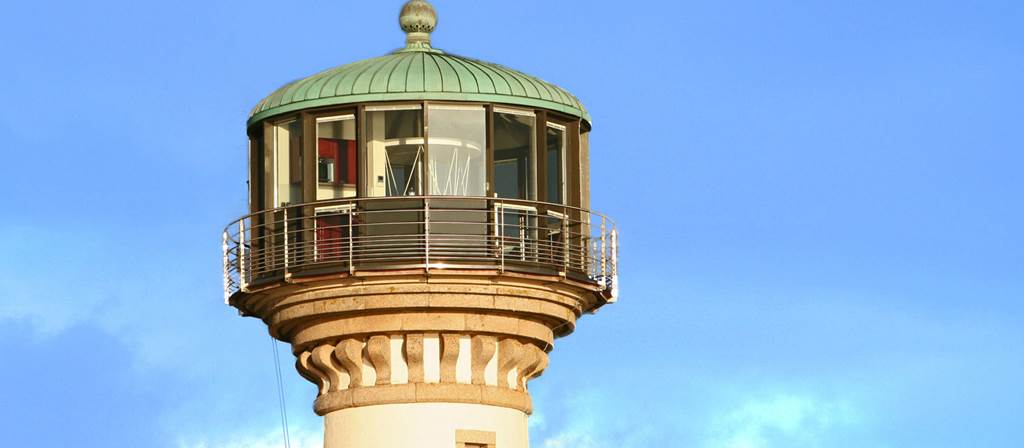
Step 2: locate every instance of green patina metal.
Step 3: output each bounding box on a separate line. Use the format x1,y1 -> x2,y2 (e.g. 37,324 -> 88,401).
250,1 -> 588,127
249,50 -> 590,127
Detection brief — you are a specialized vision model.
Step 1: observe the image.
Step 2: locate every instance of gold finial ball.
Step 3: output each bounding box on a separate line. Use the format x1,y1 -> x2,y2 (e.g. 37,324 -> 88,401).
400,0 -> 437,47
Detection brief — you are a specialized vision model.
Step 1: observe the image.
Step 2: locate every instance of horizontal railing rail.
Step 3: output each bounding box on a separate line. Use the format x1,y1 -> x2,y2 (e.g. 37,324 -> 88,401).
222,196 -> 618,302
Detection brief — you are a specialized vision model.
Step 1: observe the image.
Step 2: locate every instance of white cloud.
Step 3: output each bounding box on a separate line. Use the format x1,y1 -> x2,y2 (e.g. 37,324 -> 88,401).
536,389 -> 658,448
543,430 -> 601,448
704,394 -> 859,448
177,426 -> 322,448
534,383 -> 866,448
0,223 -> 322,447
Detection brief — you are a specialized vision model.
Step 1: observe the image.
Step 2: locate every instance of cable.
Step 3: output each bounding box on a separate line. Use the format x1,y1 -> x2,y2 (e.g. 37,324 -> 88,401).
271,336 -> 292,448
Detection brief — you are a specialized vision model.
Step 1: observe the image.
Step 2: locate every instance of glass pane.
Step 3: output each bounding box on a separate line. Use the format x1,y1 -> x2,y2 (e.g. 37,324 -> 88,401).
427,105 -> 486,196
493,111 -> 535,200
546,124 -> 566,204
272,119 -> 302,207
251,129 -> 265,212
364,107 -> 423,197
385,145 -> 422,197
317,115 -> 357,201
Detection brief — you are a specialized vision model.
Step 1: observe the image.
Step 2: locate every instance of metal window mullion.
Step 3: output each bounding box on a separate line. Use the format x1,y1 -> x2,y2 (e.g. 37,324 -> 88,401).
422,101 -> 430,195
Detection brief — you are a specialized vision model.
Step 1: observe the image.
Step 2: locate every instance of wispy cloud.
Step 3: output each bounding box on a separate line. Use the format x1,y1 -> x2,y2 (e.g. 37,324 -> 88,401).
704,394 -> 859,448
177,426 -> 322,448
536,389 -> 659,448
0,223 -> 321,447
533,380 -> 869,448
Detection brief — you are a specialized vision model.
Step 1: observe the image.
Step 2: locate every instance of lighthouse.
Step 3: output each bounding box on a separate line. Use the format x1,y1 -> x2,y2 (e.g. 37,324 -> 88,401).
221,2 -> 619,447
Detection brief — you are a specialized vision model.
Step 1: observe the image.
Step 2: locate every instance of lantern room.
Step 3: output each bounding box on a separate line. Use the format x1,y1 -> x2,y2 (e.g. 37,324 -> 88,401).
223,0 -> 616,303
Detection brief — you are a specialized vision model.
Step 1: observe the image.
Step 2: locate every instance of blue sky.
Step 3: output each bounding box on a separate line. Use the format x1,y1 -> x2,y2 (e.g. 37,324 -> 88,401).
1,1 -> 1022,447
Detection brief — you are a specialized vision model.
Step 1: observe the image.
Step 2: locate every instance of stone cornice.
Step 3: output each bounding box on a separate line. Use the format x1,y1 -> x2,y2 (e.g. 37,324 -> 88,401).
232,274 -> 584,414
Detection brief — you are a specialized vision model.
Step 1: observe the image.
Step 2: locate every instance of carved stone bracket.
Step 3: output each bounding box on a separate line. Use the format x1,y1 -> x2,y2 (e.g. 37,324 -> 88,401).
300,333 -> 549,415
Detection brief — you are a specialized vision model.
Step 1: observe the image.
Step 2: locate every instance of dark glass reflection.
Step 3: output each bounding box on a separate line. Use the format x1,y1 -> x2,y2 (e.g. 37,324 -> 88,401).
493,111 -> 535,199
364,108 -> 424,196
546,125 -> 566,204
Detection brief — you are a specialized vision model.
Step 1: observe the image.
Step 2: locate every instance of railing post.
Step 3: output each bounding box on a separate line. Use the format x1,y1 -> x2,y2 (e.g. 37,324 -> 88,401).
424,198 -> 430,271
222,230 -> 230,303
238,220 -> 247,291
519,212 -> 526,261
610,228 -> 619,301
600,216 -> 607,288
282,207 -> 289,276
498,201 -> 505,272
348,207 -> 355,274
561,211 -> 569,273
582,210 -> 590,272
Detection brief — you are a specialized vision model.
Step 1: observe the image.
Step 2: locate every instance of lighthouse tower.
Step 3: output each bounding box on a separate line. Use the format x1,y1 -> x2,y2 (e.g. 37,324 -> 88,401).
221,2 -> 618,447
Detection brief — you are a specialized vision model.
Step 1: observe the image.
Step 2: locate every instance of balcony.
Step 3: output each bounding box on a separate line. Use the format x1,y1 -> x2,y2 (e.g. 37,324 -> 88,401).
222,196 -> 618,301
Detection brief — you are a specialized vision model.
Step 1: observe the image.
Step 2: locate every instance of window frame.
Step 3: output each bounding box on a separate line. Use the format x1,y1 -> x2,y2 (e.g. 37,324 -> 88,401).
313,113 -> 359,194
455,429 -> 496,448
249,102 -> 583,214
364,103 -> 425,197
267,116 -> 302,208
491,105 -> 538,201
544,121 -> 568,205
425,103 -> 489,196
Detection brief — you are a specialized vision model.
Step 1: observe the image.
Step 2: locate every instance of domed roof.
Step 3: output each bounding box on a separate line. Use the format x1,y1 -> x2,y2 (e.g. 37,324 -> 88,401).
249,1 -> 589,127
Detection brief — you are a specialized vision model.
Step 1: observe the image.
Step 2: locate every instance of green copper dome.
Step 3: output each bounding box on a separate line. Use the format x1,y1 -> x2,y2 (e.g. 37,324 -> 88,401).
249,50 -> 590,127
249,1 -> 588,127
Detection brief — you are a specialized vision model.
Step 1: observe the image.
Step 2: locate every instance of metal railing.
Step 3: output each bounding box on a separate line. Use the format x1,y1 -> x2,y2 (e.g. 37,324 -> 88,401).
222,196 -> 618,302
